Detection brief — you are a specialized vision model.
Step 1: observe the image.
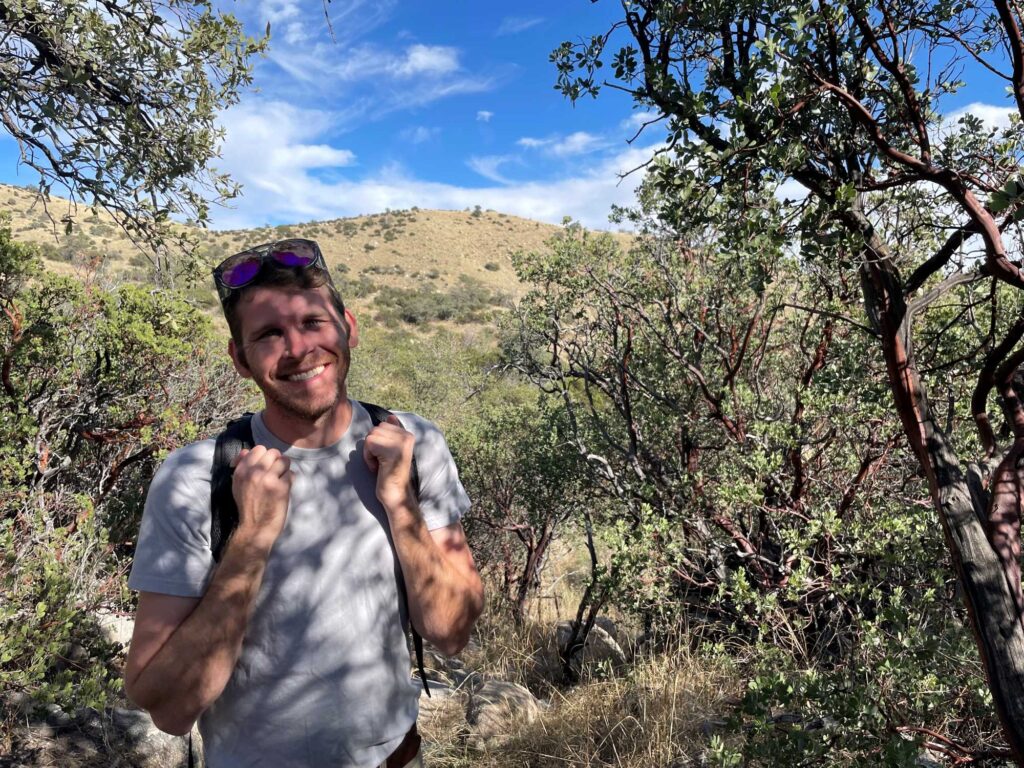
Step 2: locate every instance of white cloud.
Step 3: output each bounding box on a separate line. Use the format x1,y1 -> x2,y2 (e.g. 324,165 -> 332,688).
943,102 -> 1016,133
476,110 -> 494,122
260,0 -> 300,23
621,111 -> 660,131
496,16 -> 543,36
517,132 -> 606,157
401,126 -> 440,144
550,131 -> 604,157
282,22 -> 308,45
467,155 -> 516,184
216,101 -> 359,220
390,45 -> 460,77
212,103 -> 660,231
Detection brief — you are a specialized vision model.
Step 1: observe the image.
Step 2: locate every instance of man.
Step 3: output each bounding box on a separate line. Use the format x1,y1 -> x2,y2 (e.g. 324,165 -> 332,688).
123,239 -> 484,768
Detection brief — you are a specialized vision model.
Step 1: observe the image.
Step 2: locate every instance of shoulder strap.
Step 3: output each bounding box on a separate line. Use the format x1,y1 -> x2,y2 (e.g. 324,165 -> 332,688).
358,400 -> 421,496
209,414 -> 254,563
358,400 -> 429,697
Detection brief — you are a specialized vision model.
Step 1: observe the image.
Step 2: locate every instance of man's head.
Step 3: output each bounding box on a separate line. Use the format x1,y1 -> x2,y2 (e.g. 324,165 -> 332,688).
213,238 -> 346,352
213,239 -> 358,429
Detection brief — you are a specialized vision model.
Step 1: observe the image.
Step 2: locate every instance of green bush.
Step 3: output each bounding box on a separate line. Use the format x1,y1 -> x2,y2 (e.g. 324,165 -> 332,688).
0,220 -> 250,721
372,277 -> 509,326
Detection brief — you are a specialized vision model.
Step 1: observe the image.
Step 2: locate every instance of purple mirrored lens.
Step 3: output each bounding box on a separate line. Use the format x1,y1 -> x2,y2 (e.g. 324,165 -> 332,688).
272,241 -> 316,267
223,258 -> 262,287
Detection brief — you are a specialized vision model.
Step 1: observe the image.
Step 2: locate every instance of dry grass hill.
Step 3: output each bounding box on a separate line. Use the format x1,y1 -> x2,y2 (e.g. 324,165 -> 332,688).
0,183 -> 630,322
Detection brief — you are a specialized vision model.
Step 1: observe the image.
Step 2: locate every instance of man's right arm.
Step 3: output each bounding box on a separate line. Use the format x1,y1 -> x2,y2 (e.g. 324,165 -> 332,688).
124,532 -> 275,735
124,445 -> 292,736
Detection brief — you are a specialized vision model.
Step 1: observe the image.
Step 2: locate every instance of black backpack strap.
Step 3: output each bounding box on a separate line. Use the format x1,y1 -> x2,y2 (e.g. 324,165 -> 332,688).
359,400 -> 429,697
358,400 -> 421,496
209,414 -> 254,563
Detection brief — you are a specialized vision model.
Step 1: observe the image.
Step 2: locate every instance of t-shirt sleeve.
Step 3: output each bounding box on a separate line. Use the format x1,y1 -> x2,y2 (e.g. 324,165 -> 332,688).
402,413 -> 471,531
128,440 -> 217,597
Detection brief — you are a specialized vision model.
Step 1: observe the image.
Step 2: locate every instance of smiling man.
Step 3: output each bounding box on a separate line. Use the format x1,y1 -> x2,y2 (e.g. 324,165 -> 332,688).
123,239 -> 484,768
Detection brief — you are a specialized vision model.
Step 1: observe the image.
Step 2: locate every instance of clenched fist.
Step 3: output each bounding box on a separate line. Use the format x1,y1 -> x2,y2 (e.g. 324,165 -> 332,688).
363,415 -> 416,512
231,445 -> 293,551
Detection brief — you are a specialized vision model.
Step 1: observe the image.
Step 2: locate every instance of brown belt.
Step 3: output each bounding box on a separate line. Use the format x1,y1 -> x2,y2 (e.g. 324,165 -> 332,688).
385,723 -> 421,768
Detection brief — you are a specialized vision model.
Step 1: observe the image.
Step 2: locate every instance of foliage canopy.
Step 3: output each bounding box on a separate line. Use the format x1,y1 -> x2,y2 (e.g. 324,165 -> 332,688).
0,0 -> 265,271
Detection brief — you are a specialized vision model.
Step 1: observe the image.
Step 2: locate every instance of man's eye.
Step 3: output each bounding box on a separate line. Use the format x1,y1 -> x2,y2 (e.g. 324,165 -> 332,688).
258,329 -> 282,340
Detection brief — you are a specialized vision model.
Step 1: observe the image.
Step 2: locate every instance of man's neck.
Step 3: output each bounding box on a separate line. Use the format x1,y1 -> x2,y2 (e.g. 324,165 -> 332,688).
260,398 -> 354,449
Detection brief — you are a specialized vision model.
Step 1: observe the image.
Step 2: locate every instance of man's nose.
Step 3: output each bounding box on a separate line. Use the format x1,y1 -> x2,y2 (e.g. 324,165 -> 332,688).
282,328 -> 312,358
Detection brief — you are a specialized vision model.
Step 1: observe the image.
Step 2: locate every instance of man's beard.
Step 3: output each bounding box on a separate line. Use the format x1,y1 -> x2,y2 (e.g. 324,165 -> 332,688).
262,348 -> 350,423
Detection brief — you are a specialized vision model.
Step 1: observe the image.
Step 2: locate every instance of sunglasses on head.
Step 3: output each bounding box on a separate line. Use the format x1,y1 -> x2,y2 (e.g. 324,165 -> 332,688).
212,238 -> 329,303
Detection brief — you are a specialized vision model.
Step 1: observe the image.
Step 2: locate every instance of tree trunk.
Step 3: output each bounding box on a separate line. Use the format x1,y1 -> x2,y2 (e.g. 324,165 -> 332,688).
862,259 -> 1024,764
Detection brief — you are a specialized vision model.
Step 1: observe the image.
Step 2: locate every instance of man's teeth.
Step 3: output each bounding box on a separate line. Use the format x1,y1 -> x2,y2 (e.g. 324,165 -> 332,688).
286,365 -> 325,382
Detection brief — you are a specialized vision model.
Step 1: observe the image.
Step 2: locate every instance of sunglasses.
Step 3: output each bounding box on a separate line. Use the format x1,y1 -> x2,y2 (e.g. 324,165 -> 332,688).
212,238 -> 330,303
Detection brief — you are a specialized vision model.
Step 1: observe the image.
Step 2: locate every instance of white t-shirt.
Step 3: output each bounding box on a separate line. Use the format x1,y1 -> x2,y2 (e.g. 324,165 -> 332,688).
129,401 -> 470,767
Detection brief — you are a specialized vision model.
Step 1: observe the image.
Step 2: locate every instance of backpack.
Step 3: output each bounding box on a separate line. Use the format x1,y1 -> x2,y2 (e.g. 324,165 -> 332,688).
207,402 -> 430,696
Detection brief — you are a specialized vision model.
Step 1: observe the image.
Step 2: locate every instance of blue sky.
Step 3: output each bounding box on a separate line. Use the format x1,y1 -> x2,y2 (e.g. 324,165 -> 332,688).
0,1 -> 1016,231
200,0 -> 656,230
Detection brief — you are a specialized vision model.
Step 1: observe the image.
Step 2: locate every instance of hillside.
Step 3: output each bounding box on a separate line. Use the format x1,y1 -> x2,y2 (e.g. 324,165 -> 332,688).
0,183 -> 629,318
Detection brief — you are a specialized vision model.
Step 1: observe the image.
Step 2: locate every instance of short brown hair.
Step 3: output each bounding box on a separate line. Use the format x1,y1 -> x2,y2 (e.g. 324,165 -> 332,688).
220,265 -> 346,348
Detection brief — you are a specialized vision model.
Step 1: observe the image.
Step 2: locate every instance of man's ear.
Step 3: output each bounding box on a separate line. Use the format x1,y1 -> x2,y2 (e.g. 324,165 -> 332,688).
343,308 -> 359,349
228,339 -> 253,379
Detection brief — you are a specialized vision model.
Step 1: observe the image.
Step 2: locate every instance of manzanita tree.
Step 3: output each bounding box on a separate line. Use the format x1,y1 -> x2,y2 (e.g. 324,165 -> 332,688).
554,0 -> 1024,759
0,0 -> 265,277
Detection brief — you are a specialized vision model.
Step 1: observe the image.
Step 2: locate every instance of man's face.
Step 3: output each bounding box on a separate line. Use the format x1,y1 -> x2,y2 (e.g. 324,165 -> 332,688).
228,285 -> 358,424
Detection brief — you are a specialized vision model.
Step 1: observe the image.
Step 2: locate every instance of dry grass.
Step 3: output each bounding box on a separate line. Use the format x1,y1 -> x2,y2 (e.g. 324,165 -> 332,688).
502,647 -> 738,768
425,624 -> 739,768
421,563 -> 741,768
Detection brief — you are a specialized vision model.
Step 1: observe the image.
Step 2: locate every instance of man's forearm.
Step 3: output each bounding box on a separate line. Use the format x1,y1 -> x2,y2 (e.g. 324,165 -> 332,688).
387,504 -> 483,655
125,534 -> 272,735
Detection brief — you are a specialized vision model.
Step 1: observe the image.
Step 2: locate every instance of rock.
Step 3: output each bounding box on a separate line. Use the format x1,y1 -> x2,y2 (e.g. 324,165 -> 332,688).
95,609 -> 135,648
445,666 -> 479,689
7,690 -> 35,716
465,680 -> 542,748
418,679 -> 467,735
593,616 -> 618,641
555,621 -> 627,677
110,707 -> 192,768
44,703 -> 73,728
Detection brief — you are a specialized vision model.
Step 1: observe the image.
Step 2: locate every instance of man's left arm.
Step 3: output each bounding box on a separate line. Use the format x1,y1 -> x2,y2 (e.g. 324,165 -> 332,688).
365,416 -> 484,655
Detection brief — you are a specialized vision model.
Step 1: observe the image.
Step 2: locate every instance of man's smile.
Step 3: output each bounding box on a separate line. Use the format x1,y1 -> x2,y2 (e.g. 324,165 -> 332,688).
282,362 -> 329,382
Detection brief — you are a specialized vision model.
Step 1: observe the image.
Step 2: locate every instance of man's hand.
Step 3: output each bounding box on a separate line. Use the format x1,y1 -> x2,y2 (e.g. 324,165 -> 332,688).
363,415 -> 416,512
232,445 -> 293,550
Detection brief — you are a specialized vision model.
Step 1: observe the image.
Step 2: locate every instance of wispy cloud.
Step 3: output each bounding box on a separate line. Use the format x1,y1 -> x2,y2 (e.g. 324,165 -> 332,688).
496,16 -> 543,36
517,131 -> 607,157
467,155 -> 517,184
214,101 -> 658,230
390,44 -> 460,77
476,110 -> 494,122
620,111 -> 661,132
400,126 -> 441,144
942,101 -> 1016,132
260,0 -> 301,24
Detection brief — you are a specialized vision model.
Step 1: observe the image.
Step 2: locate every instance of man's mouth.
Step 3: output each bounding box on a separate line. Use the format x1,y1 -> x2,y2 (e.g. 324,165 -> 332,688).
284,363 -> 327,382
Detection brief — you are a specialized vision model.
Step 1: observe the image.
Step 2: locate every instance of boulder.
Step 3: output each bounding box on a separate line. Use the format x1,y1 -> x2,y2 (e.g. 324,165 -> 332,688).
110,707 -> 196,768
465,680 -> 542,748
417,679 -> 468,736
555,621 -> 627,677
95,610 -> 136,649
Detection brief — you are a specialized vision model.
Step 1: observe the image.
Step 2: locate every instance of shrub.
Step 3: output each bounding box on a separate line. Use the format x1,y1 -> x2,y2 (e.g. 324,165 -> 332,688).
0,222 -> 251,722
